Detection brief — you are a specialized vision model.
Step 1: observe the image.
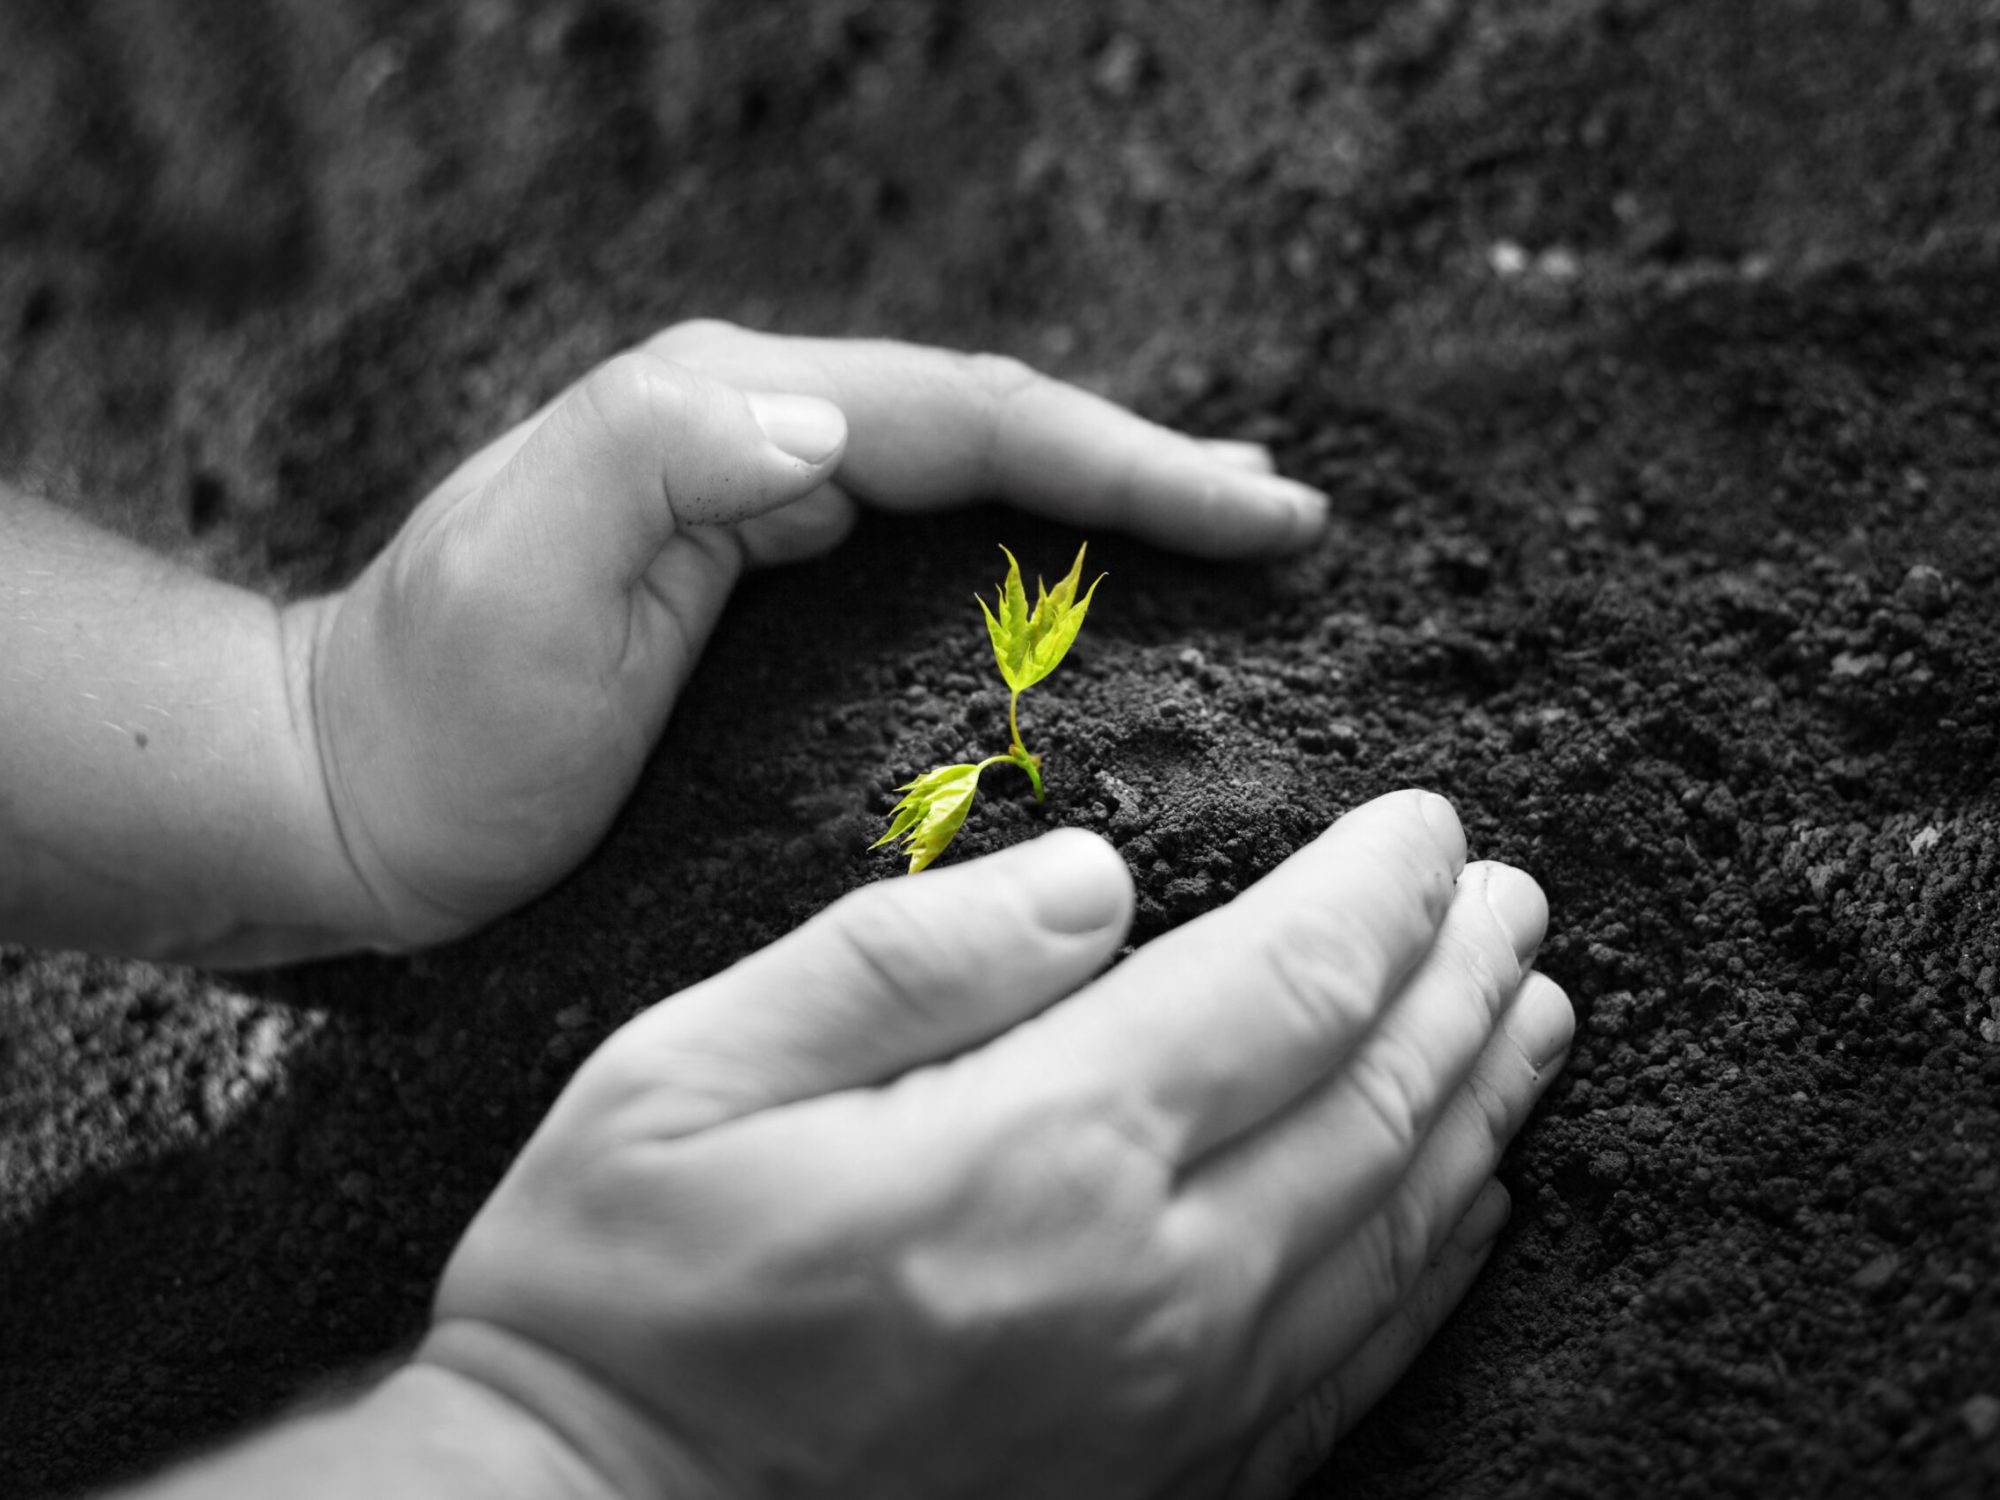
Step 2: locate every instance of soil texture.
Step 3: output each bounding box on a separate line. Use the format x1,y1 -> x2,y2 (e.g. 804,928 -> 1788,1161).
4,2 -> 2000,1496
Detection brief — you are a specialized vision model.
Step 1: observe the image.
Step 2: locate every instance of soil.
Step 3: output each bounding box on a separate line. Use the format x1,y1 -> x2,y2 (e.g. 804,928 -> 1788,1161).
4,1 -> 2000,1496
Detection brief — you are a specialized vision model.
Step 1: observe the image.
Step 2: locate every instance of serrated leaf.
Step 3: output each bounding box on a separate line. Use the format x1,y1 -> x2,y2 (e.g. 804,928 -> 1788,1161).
986,546 -> 1032,689
871,762 -> 984,873
1042,544 -> 1086,621
981,543 -> 1104,695
1027,569 -> 1104,683
1000,545 -> 1030,641
978,595 -> 1016,688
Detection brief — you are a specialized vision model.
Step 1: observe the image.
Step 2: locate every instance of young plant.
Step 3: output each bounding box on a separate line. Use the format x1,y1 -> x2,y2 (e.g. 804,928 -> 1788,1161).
873,543 -> 1104,873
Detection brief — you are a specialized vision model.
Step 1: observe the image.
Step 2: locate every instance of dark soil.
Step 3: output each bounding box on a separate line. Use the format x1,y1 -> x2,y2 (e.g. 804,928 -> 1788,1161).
5,2 -> 2000,1496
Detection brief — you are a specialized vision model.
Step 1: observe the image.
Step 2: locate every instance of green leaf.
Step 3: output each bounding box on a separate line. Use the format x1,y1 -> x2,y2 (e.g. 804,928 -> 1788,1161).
981,545 -> 1033,690
876,543 -> 1104,870
1000,545 -> 1031,646
1027,565 -> 1102,684
979,543 -> 1105,695
1041,543 -> 1085,621
978,594 -> 1017,689
870,762 -> 984,873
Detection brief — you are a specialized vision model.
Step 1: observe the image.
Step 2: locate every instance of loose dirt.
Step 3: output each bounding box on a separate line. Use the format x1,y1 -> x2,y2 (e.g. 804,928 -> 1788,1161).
4,2 -> 1999,1496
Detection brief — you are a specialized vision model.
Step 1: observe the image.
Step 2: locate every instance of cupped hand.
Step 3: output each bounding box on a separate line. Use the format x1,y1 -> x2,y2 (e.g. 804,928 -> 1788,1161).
290,322 -> 1328,951
421,790 -> 1573,1500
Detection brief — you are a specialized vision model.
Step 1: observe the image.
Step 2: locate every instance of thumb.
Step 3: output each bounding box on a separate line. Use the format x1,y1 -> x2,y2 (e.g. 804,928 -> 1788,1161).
471,349 -> 848,601
583,829 -> 1134,1139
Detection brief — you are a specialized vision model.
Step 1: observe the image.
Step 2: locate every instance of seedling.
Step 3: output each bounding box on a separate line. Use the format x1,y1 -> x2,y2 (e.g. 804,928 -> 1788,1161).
873,543 -> 1104,872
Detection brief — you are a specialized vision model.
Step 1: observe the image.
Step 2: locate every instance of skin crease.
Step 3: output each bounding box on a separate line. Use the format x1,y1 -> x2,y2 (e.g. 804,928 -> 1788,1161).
5,324 -> 1573,1500
418,799 -> 1571,1500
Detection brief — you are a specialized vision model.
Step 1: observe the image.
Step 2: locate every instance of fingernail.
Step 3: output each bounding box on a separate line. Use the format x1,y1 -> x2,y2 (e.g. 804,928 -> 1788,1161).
1025,832 -> 1131,936
1415,791 -> 1466,868
1459,1179 -> 1512,1250
745,391 -> 846,465
1481,864 -> 1548,964
1508,971 -> 1576,1075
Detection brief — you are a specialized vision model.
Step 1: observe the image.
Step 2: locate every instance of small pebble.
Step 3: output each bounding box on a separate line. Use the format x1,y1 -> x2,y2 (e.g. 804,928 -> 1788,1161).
1850,1251 -> 1901,1294
1962,1393 -> 2000,1443
1897,563 -> 1951,617
1537,246 -> 1581,280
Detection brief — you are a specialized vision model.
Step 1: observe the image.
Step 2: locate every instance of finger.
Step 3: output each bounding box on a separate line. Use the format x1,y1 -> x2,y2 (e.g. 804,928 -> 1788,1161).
982,789 -> 1466,1168
1241,970 -> 1573,1414
731,480 -> 860,567
1222,1181 -> 1510,1500
1198,439 -> 1278,475
462,351 -> 848,603
644,320 -> 1328,558
581,829 -> 1134,1139
1172,861 -> 1544,1293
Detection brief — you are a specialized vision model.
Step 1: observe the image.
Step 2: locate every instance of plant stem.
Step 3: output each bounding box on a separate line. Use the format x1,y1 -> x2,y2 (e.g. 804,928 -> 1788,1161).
976,746 -> 1044,802
1003,690 -> 1045,801
1012,748 -> 1045,802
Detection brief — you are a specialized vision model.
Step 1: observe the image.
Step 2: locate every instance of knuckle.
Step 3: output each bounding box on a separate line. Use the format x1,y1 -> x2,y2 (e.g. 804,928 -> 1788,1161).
646,317 -> 740,364
1460,1055 -> 1520,1152
958,351 -> 1045,486
1442,918 -> 1522,1025
1260,916 -> 1387,1055
961,349 -> 1042,400
1341,1039 -> 1429,1162
1364,1189 -> 1437,1307
1267,1380 -> 1348,1493
819,885 -> 959,1032
978,1077 -> 1177,1253
943,1090 -> 1193,1347
1135,1293 -> 1226,1416
574,350 -> 670,437
1055,1083 -> 1178,1206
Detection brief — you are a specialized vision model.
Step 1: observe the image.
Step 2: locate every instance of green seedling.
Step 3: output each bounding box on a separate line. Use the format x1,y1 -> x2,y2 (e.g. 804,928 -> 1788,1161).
873,543 -> 1104,873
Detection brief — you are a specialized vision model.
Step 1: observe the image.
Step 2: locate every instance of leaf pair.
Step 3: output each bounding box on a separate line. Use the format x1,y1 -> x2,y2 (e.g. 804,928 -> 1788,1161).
869,762 -> 982,874
872,544 -> 1105,874
978,544 -> 1105,697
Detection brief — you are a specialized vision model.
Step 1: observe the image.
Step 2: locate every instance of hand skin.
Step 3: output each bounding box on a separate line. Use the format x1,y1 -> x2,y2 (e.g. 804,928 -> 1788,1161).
8,329 -> 1570,1497
0,323 -> 1327,965
115,790 -> 1570,1500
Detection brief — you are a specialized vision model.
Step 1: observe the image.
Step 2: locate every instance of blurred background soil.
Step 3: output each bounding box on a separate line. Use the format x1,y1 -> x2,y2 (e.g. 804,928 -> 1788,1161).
4,1 -> 2000,1495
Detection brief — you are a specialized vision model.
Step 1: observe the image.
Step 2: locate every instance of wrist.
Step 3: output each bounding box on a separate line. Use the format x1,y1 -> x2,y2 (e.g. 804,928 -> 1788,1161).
0,489 -> 403,965
116,1357 -> 621,1500
418,1319 -> 729,1500
153,593 -> 406,966
354,1361 -> 625,1500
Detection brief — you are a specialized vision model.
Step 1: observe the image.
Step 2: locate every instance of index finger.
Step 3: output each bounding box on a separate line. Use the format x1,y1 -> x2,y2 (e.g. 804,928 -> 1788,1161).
642,321 -> 1328,559
979,789 -> 1468,1168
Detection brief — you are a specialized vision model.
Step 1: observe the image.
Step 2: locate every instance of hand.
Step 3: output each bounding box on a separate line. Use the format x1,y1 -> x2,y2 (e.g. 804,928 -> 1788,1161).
420,790 -> 1573,1500
292,322 -> 1330,950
